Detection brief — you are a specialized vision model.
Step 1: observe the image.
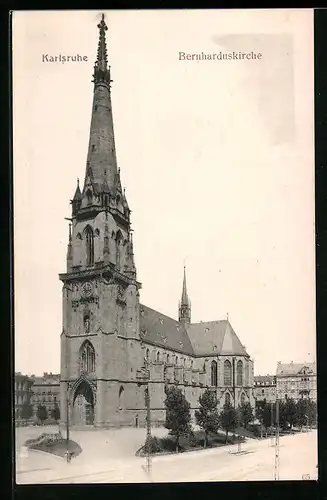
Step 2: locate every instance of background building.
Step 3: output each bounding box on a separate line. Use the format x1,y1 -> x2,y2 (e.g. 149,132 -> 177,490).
59,16 -> 256,429
276,361 -> 316,402
30,372 -> 60,417
253,375 -> 276,405
14,372 -> 33,419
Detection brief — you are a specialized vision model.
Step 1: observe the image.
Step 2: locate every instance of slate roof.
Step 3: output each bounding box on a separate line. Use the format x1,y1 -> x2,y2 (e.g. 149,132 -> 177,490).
276,362 -> 316,377
139,304 -> 249,358
187,320 -> 249,357
139,304 -> 194,355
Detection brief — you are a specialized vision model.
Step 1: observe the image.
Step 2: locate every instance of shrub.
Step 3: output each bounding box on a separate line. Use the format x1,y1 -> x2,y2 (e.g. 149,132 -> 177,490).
144,435 -> 161,454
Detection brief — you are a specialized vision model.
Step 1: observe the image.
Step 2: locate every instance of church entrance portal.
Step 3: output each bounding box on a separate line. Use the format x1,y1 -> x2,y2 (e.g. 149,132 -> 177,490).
72,380 -> 94,426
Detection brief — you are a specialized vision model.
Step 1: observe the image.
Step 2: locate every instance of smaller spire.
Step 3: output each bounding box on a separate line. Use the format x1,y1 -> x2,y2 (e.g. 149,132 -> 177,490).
73,178 -> 82,200
179,264 -> 191,324
181,266 -> 189,305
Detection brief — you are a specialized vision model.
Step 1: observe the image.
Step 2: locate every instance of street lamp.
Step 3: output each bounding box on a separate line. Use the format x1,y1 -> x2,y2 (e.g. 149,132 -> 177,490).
65,382 -> 72,464
274,398 -> 280,481
139,356 -> 152,477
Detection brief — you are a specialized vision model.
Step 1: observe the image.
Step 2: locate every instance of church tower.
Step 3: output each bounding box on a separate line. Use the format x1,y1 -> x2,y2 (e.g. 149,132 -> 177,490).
59,15 -> 142,428
178,266 -> 191,324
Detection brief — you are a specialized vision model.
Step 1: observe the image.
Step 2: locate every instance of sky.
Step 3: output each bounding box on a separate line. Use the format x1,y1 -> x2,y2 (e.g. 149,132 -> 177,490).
13,9 -> 315,377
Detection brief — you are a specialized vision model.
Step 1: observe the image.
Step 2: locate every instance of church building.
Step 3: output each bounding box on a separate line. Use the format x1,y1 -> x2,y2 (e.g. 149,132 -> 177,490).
59,15 -> 255,428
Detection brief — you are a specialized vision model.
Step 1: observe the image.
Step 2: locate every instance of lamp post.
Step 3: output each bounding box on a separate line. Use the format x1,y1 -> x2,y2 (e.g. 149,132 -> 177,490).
274,398 -> 280,480
144,385 -> 152,475
65,382 -> 71,464
140,356 -> 152,477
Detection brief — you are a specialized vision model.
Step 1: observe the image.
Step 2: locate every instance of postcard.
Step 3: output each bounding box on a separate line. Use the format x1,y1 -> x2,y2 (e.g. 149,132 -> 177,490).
13,9 -> 316,483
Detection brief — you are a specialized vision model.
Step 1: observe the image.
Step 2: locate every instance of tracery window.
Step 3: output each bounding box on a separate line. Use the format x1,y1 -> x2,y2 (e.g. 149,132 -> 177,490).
80,340 -> 95,373
224,360 -> 232,386
245,362 -> 249,386
85,226 -> 94,266
86,189 -> 92,205
116,231 -> 122,269
237,360 -> 243,386
211,360 -> 218,386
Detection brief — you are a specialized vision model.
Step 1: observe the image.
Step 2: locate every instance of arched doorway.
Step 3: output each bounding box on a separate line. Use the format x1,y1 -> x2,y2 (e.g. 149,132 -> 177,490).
72,379 -> 94,426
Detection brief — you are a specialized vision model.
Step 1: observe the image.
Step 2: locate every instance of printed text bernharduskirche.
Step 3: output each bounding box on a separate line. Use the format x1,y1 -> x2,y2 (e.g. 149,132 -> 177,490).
179,51 -> 262,61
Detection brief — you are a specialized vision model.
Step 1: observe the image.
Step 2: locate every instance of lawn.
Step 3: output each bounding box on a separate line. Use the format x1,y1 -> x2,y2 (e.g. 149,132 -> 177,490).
137,430 -> 245,456
25,432 -> 82,459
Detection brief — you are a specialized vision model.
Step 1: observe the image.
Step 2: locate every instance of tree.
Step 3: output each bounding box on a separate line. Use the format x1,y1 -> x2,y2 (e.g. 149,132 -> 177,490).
220,403 -> 239,443
20,402 -> 33,423
238,402 -> 254,429
51,404 -> 60,422
36,405 -> 48,424
256,401 -> 273,436
295,399 -> 307,430
283,398 -> 297,430
164,386 -> 192,452
195,389 -> 220,447
307,400 -> 317,428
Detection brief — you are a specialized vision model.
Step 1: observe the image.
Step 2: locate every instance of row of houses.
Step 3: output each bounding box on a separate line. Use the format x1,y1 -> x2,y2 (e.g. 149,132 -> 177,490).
254,361 -> 317,404
14,372 -> 60,420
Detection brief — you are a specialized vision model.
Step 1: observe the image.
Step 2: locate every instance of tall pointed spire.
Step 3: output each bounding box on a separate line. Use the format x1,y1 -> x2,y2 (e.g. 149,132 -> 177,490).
179,265 -> 191,324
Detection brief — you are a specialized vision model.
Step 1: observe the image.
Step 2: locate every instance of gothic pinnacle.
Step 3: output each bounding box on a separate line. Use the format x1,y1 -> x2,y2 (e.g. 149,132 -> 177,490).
96,13 -> 108,71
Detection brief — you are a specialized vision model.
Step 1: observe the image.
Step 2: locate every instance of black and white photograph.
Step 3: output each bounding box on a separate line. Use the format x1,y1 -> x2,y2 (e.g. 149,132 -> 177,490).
13,9 -> 317,483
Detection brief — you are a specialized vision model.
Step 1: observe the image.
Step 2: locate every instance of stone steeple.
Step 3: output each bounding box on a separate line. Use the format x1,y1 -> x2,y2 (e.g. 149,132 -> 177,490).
178,266 -> 191,324
71,14 -> 130,227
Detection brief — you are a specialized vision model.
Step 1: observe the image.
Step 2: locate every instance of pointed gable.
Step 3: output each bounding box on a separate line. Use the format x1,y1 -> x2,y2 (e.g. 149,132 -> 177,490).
187,320 -> 249,357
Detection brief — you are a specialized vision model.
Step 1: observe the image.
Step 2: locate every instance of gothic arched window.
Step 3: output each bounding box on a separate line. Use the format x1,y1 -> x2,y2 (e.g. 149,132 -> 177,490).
245,362 -> 249,386
167,354 -> 170,364
146,349 -> 150,360
86,189 -> 92,205
237,360 -> 243,386
241,393 -> 246,406
175,356 -> 178,365
156,352 -> 160,362
119,386 -> 124,409
224,360 -> 232,386
191,360 -> 194,369
211,360 -> 218,386
85,226 -> 94,266
116,231 -> 122,270
80,340 -> 95,374
84,314 -> 90,334
225,392 -> 231,406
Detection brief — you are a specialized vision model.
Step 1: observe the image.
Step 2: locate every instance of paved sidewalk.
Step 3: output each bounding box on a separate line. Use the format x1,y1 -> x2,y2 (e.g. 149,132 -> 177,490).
15,429 -> 317,484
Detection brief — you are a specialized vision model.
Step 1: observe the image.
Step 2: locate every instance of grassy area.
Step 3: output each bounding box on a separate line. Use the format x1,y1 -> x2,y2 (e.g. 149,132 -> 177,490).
25,432 -> 82,459
137,430 -> 245,456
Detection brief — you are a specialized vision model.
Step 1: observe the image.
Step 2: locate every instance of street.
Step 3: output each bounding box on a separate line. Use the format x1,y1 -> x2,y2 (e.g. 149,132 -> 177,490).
16,427 -> 317,484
